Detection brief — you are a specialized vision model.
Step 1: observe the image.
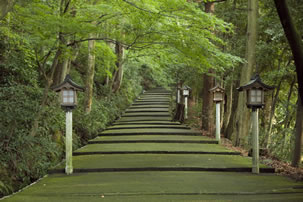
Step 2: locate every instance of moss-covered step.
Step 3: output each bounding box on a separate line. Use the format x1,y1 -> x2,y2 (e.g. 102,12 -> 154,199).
125,109 -> 169,113
132,102 -> 169,106
89,135 -> 214,142
116,117 -> 172,122
107,124 -> 190,130
135,99 -> 169,102
143,92 -> 171,94
112,121 -> 181,125
51,154 -> 273,173
122,112 -> 171,117
101,128 -> 200,135
138,95 -> 171,99
136,99 -> 170,102
74,142 -> 236,154
7,172 -> 302,202
129,105 -> 169,109
89,135 -> 213,142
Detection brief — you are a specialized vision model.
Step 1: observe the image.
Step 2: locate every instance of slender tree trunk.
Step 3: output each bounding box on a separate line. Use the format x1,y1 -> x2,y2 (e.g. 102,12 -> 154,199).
222,79 -> 233,135
264,80 -> 282,148
231,0 -> 257,146
293,95 -> 303,167
84,33 -> 96,114
112,42 -> 124,93
53,0 -> 71,85
201,1 -> 215,134
274,0 -> 303,167
0,0 -> 16,19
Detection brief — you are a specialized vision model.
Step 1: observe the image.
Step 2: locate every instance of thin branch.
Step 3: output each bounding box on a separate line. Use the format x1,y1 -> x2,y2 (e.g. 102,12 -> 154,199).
67,37 -> 118,46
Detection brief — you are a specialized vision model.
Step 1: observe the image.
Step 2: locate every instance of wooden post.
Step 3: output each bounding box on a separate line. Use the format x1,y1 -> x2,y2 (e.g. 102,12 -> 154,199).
216,102 -> 221,143
252,108 -> 259,174
65,109 -> 73,175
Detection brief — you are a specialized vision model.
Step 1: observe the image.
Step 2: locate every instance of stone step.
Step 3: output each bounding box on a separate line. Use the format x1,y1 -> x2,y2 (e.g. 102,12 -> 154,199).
112,121 -> 181,125
107,125 -> 190,130
129,105 -> 169,109
50,154 -> 274,173
132,102 -> 170,106
101,128 -> 201,136
117,117 -> 172,122
75,142 -> 232,153
125,109 -> 169,113
90,135 -> 207,142
122,113 -> 171,117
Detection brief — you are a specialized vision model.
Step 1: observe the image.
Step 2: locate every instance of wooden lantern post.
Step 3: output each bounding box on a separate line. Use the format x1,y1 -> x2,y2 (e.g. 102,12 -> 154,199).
209,85 -> 225,143
238,75 -> 274,174
52,75 -> 84,175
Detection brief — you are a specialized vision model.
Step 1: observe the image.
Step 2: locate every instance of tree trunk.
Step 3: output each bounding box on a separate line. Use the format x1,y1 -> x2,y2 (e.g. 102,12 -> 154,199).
293,95 -> 303,167
264,79 -> 281,148
84,33 -> 96,114
225,79 -> 240,139
231,0 -> 257,146
222,79 -> 233,136
0,0 -> 15,19
112,42 -> 124,93
274,0 -> 303,167
200,1 -> 215,134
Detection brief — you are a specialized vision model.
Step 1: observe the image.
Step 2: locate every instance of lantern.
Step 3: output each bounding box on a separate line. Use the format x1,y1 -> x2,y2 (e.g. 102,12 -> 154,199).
182,85 -> 191,97
209,85 -> 225,103
52,75 -> 85,109
237,75 -> 274,109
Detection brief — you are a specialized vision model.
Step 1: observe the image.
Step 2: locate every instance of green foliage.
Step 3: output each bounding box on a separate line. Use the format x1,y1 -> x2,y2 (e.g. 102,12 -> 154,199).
0,86 -> 63,197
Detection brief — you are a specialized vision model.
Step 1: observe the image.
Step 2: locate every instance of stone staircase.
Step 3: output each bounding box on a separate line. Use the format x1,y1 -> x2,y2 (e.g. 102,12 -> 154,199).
5,88 -> 303,202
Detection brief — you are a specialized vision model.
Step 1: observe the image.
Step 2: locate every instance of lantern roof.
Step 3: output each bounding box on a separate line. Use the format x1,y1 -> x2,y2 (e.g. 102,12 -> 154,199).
52,74 -> 85,92
237,75 -> 274,92
209,84 -> 225,93
182,85 -> 191,90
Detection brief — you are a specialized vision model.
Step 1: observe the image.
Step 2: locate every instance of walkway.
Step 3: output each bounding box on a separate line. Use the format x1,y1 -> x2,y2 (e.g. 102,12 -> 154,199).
4,88 -> 303,201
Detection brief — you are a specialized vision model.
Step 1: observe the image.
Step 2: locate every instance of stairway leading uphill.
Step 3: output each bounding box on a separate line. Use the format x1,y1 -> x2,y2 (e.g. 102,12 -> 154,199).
50,88 -> 274,173
5,88 -> 303,202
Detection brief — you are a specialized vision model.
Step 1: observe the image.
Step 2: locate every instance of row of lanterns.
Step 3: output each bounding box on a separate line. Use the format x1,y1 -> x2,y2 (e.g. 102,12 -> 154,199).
177,75 -> 274,174
53,74 -> 273,175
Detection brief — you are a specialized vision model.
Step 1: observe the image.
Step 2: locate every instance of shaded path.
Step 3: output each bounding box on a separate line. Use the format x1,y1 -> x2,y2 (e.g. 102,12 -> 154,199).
4,88 -> 303,201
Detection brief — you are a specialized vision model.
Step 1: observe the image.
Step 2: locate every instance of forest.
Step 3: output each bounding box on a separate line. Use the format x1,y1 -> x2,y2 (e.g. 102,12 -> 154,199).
0,0 -> 302,197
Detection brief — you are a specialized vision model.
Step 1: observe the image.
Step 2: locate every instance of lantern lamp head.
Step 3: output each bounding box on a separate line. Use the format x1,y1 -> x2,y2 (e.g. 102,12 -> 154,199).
182,85 -> 191,96
237,74 -> 274,109
209,85 -> 225,103
52,75 -> 85,110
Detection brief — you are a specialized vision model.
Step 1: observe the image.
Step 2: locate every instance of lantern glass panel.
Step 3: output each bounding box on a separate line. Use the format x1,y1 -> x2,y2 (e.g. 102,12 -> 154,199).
214,92 -> 223,101
62,89 -> 74,104
183,89 -> 189,96
250,89 -> 262,104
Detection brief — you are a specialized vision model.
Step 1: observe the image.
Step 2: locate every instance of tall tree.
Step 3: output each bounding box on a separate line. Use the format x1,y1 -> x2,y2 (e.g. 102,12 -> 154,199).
201,1 -> 215,134
274,0 -> 303,167
84,33 -> 96,113
231,0 -> 258,146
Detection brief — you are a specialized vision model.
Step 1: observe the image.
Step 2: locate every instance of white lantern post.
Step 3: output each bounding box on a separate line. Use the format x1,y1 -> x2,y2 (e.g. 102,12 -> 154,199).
182,86 -> 190,119
238,75 -> 274,174
209,85 -> 225,143
177,82 -> 181,104
53,75 -> 84,175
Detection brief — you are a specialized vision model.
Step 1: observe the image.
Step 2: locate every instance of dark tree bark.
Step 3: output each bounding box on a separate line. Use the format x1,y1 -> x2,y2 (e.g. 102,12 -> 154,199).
112,42 -> 124,93
201,1 -> 215,134
274,0 -> 303,167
